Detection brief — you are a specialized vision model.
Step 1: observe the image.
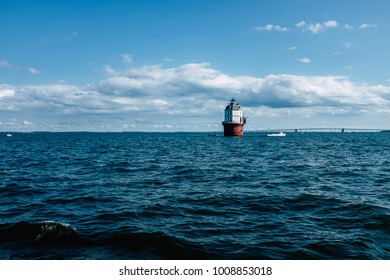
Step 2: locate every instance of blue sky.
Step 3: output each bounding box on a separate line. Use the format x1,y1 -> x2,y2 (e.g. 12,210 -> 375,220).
1,0 -> 390,131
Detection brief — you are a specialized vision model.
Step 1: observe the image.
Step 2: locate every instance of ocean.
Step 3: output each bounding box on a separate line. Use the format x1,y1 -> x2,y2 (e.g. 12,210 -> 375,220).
0,132 -> 389,259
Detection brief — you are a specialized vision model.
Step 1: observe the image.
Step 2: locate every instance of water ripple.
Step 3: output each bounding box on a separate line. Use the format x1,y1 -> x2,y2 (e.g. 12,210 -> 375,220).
1,132 -> 389,259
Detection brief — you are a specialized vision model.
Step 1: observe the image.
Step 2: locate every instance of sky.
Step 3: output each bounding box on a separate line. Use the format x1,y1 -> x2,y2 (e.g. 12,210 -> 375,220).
1,0 -> 390,132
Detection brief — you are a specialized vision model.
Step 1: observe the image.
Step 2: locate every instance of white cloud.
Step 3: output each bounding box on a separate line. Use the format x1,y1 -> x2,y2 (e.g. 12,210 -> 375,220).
296,21 -> 306,28
307,23 -> 323,34
344,24 -> 354,29
43,31 -> 78,43
0,60 -> 42,74
0,60 -> 13,69
324,20 -> 338,28
26,67 -> 42,75
119,53 -> 133,64
0,85 -> 15,98
103,65 -> 119,76
297,58 -> 311,63
1,63 -> 389,131
296,20 -> 338,34
255,24 -> 288,32
359,23 -> 378,29
344,42 -> 352,49
287,46 -> 297,50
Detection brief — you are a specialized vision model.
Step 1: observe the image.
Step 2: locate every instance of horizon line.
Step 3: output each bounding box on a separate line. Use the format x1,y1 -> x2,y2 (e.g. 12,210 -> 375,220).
2,128 -> 390,134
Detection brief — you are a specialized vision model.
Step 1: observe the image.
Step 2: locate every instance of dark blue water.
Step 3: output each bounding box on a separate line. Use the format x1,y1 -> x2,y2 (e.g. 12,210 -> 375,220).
0,132 -> 389,259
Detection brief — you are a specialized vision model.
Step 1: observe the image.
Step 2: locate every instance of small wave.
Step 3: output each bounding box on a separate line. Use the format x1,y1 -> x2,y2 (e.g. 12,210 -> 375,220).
0,183 -> 45,197
302,237 -> 381,259
281,193 -> 343,212
0,221 -> 213,259
46,195 -> 112,205
0,221 -> 83,246
94,230 -> 213,259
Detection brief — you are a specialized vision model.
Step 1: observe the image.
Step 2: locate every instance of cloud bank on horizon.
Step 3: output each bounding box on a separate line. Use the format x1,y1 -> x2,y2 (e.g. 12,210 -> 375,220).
1,63 -> 389,131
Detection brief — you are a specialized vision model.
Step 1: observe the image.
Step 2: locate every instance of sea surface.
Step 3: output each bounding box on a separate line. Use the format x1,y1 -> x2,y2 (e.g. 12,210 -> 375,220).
0,132 -> 389,259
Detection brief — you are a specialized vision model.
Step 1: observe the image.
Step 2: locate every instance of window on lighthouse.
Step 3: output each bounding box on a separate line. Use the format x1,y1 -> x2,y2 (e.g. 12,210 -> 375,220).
232,110 -> 241,123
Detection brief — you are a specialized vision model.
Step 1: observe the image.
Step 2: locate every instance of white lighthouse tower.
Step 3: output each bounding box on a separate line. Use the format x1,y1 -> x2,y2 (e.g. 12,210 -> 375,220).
222,98 -> 246,136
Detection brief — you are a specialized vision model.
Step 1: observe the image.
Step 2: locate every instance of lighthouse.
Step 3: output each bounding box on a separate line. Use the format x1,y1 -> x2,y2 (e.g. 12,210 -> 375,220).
222,98 -> 246,136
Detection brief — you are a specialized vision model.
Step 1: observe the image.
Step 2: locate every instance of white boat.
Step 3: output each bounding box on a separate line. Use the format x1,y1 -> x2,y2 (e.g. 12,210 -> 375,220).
267,132 -> 286,137
6,133 -> 12,137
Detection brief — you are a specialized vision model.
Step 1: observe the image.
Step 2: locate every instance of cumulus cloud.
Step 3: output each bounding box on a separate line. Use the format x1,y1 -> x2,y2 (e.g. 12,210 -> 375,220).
324,20 -> 338,28
297,58 -> 311,63
344,42 -> 352,49
344,24 -> 354,29
0,60 -> 13,69
1,63 -> 389,131
103,65 -> 119,76
359,23 -> 378,29
287,46 -> 297,50
0,59 -> 42,74
26,67 -> 42,75
254,24 -> 289,32
254,20 -> 370,37
296,20 -> 338,34
296,21 -> 306,28
0,85 -> 15,99
255,20 -> 360,36
119,53 -> 133,64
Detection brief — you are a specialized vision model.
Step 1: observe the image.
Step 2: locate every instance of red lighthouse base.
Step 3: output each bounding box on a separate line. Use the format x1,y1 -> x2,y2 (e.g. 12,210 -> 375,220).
222,122 -> 244,136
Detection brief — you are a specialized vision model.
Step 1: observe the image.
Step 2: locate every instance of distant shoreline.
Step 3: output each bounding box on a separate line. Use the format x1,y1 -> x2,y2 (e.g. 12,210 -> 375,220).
2,129 -> 390,134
